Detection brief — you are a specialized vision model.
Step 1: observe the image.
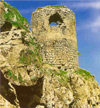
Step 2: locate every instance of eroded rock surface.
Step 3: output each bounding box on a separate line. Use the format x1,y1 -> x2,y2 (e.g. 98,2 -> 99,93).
0,30 -> 44,86
0,1 -> 29,32
0,1 -> 5,29
0,3 -> 100,108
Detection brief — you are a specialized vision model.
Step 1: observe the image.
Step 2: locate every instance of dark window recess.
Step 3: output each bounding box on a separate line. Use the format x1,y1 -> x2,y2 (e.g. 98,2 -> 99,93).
58,66 -> 61,69
49,13 -> 63,26
64,68 -> 67,71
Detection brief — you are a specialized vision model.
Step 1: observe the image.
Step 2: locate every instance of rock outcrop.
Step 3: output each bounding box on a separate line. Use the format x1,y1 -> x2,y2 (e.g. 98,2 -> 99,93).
0,30 -> 44,86
0,1 -> 29,32
0,1 -> 5,29
0,2 -> 100,108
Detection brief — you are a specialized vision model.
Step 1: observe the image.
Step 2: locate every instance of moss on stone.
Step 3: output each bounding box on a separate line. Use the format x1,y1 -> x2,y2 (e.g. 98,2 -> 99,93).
75,68 -> 93,80
19,36 -> 43,68
37,5 -> 67,10
3,2 -> 29,31
46,69 -> 69,86
7,70 -> 24,82
7,70 -> 17,81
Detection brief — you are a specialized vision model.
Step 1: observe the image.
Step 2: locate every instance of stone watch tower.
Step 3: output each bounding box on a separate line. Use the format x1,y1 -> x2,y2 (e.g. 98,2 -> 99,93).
31,6 -> 78,71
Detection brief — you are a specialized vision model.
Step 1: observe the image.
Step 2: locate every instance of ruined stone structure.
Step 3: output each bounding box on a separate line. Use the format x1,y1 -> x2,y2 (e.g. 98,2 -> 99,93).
0,1 -> 29,32
0,2 -> 100,108
31,6 -> 78,71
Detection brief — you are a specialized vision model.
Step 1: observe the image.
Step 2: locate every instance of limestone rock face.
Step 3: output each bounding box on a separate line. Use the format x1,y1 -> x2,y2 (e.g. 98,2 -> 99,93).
0,30 -> 44,86
40,72 -> 100,108
0,3 -> 100,108
0,1 -> 5,29
0,1 -> 29,32
0,95 -> 16,108
31,6 -> 78,71
0,68 -> 100,108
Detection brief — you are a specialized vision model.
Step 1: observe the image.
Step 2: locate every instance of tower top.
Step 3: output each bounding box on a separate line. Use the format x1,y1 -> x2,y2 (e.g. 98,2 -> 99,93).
31,6 -> 79,71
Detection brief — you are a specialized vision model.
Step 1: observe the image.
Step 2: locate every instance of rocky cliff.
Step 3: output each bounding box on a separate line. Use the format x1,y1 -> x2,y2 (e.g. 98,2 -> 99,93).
0,1 -> 100,108
0,1 -> 29,32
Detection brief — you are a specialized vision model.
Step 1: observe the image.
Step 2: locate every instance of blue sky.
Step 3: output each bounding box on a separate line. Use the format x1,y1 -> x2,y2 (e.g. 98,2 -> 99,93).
5,0 -> 100,84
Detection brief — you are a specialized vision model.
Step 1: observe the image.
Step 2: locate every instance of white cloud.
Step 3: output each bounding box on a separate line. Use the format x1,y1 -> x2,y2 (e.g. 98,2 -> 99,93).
89,17 -> 100,32
18,1 -> 100,33
68,2 -> 100,32
62,1 -> 100,10
77,16 -> 100,32
71,2 -> 100,9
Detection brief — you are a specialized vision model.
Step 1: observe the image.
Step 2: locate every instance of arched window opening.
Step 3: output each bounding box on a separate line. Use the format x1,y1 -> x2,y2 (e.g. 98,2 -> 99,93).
49,13 -> 63,27
50,22 -> 58,26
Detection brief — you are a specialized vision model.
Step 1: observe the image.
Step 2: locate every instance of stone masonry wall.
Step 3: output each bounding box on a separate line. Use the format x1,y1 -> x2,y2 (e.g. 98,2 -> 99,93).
31,6 -> 79,71
41,39 -> 78,71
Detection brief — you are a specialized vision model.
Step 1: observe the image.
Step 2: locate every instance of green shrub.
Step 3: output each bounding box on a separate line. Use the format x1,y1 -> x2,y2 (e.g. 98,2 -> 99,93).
56,70 -> 69,85
19,49 -> 35,65
13,75 -> 17,81
77,52 -> 81,56
47,69 -> 69,85
7,70 -> 17,81
19,36 -> 43,68
3,2 -> 29,31
7,70 -> 24,82
55,69 -> 68,76
7,70 -> 13,76
75,68 -> 93,80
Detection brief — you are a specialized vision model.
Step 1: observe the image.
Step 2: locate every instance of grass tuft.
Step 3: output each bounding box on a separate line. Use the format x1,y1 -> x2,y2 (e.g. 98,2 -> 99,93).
47,69 -> 69,85
75,68 -> 93,80
37,5 -> 67,10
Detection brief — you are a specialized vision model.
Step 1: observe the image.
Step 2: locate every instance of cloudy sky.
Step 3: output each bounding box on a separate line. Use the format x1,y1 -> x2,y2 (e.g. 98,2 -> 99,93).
5,0 -> 100,84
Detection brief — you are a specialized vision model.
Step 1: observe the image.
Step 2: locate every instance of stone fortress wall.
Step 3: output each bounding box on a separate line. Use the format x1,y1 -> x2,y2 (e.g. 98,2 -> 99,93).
31,6 -> 79,71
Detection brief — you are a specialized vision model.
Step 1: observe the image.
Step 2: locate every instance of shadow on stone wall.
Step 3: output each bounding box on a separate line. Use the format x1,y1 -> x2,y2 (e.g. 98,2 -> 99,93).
0,71 -> 44,108
0,70 -> 16,105
13,77 -> 44,108
1,22 -> 12,32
